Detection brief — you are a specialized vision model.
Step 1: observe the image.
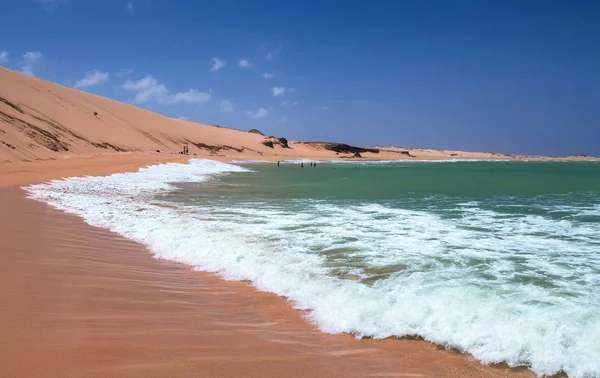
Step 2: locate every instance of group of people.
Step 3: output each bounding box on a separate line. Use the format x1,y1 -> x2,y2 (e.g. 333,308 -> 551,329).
276,161 -> 317,168
182,143 -> 189,155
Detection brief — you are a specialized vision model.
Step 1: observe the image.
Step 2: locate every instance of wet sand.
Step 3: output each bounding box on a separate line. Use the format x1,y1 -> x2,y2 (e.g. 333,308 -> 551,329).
0,157 -> 535,378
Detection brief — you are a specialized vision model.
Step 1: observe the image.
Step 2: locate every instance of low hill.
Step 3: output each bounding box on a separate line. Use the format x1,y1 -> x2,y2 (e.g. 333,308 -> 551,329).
0,67 -> 282,162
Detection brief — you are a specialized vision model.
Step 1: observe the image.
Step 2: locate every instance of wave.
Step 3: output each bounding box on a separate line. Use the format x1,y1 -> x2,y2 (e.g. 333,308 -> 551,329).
24,159 -> 600,378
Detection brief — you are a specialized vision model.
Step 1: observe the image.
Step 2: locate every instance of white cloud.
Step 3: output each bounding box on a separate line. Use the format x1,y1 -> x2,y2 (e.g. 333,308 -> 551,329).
281,100 -> 298,108
210,57 -> 226,72
74,70 -> 110,88
0,51 -> 8,65
126,1 -> 134,10
238,59 -> 252,68
217,100 -> 234,112
265,45 -> 282,60
315,105 -> 329,111
280,116 -> 288,123
34,0 -> 68,11
171,89 -> 212,104
20,51 -> 43,76
272,87 -> 287,96
123,76 -> 212,105
115,68 -> 133,78
261,72 -> 275,80
123,76 -> 168,103
244,108 -> 268,119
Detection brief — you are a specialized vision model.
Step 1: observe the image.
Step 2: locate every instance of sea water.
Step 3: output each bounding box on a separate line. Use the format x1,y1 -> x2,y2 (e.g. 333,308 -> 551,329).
26,159 -> 600,377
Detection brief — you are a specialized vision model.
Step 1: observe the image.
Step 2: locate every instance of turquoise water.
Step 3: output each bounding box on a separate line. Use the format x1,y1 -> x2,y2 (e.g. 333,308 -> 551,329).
28,160 -> 600,377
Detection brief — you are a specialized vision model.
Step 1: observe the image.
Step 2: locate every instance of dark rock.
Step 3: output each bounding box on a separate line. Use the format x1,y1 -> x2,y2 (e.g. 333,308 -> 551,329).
278,137 -> 289,148
325,143 -> 379,154
249,128 -> 264,136
262,136 -> 290,149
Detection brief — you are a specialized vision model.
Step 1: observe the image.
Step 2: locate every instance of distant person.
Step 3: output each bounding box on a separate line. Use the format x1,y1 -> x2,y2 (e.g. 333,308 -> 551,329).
301,162 -> 304,168
277,161 -> 280,167
314,162 -> 317,167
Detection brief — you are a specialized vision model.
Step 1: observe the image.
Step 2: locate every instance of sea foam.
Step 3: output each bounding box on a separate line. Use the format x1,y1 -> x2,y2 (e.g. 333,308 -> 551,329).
25,159 -> 600,378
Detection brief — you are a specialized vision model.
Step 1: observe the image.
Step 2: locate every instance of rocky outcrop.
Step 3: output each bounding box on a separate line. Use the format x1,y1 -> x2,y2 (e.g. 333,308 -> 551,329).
262,136 -> 290,149
325,143 -> 379,154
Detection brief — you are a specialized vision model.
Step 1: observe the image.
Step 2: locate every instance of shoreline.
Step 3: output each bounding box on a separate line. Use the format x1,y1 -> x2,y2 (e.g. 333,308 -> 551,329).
1,154 -> 537,377
2,152 -> 597,188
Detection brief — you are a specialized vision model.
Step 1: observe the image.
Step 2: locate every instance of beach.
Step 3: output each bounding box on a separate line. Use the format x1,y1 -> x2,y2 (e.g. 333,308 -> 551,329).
1,66 -> 598,377
0,159 -> 535,378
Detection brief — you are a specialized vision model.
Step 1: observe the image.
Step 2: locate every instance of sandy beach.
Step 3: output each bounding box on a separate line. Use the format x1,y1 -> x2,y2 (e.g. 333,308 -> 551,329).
0,66 -> 592,377
3,0 -> 599,374
0,164 -> 533,377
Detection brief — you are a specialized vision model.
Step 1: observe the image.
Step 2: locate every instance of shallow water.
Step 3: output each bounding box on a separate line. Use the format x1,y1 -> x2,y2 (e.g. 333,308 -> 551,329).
26,159 -> 600,377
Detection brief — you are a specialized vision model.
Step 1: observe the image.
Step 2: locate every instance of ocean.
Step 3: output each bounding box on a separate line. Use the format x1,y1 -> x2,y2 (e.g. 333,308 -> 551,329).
26,159 -> 600,377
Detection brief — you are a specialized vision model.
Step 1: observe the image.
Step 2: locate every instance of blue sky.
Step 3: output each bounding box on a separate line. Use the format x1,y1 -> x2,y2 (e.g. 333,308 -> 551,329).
1,0 -> 599,156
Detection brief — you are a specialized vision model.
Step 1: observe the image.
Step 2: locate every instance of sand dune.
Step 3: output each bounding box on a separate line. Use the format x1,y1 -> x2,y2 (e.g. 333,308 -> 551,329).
1,67 -> 596,164
0,67 -> 290,162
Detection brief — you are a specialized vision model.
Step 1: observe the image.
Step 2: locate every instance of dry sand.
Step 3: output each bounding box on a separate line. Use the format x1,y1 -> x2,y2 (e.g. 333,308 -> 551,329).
1,66 -> 596,163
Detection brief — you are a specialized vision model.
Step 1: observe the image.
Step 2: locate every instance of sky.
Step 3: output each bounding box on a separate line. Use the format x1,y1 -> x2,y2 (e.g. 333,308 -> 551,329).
0,0 -> 599,156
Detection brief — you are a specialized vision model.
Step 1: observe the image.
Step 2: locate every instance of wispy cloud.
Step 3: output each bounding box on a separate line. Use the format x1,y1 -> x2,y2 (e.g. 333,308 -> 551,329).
210,57 -> 226,72
280,116 -> 288,123
281,100 -> 298,108
34,0 -> 68,11
115,68 -> 133,78
265,45 -> 282,61
217,99 -> 234,112
261,72 -> 275,80
74,70 -> 110,88
178,116 -> 189,121
126,1 -> 134,10
20,51 -> 44,76
315,105 -> 329,111
238,59 -> 252,68
0,51 -> 8,65
244,108 -> 269,119
272,87 -> 287,96
123,76 -> 212,105
171,89 -> 213,104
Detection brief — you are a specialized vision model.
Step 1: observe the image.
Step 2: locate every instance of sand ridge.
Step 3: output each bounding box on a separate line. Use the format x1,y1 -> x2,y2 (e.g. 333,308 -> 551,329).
1,66 -> 596,165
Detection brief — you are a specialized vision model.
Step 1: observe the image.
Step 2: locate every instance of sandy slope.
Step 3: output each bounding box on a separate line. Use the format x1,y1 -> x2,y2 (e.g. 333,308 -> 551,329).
1,67 -> 596,164
0,67 -> 293,162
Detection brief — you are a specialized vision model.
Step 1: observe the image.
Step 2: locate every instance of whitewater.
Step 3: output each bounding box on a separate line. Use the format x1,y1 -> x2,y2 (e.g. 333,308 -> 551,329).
25,159 -> 600,377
